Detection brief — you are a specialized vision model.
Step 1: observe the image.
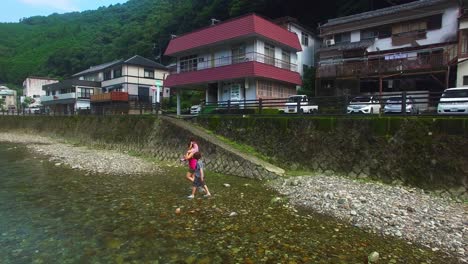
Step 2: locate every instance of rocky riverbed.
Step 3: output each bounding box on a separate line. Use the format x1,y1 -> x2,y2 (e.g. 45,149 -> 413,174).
270,175 -> 467,263
0,132 -> 159,175
1,132 -> 466,262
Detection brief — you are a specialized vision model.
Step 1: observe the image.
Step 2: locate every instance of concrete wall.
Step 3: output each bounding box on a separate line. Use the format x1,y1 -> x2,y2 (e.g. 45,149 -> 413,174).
22,78 -> 58,104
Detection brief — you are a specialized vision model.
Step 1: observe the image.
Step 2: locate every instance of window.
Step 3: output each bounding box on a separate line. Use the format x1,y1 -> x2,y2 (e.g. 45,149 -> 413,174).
463,76 -> 468,86
180,55 -> 198,72
113,67 -> 122,78
144,69 -> 154,78
77,87 -> 94,99
232,44 -> 246,64
104,70 -> 112,81
377,26 -> 392,39
264,43 -> 275,65
361,29 -> 377,40
335,32 -> 351,43
281,50 -> 291,70
301,32 -> 309,46
392,21 -> 427,35
427,14 -> 442,30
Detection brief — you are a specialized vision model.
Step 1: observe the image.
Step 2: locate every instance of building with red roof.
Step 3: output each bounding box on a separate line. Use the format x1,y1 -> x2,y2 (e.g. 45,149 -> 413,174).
163,13 -> 306,114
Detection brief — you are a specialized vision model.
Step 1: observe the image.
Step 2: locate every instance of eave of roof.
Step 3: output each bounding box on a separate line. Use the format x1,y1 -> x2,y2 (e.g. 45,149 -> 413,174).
43,79 -> 101,90
319,39 -> 375,52
164,13 -> 302,57
320,0 -> 447,28
72,56 -> 168,77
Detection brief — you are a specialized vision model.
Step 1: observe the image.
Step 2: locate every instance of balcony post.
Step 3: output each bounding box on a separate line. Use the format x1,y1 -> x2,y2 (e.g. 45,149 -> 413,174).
176,88 -> 181,116
259,98 -> 263,114
296,98 -> 301,114
402,91 -> 407,115
227,100 -> 231,114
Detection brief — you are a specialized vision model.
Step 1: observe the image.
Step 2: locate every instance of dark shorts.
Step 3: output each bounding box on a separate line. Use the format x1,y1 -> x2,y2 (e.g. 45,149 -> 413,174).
193,176 -> 205,188
188,168 -> 195,173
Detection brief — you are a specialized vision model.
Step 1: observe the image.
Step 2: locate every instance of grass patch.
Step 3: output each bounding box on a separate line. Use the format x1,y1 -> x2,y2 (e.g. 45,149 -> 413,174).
192,123 -> 271,162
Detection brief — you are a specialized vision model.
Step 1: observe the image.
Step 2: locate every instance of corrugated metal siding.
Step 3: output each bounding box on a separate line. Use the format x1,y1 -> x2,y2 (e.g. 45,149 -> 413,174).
164,61 -> 302,87
165,14 -> 301,56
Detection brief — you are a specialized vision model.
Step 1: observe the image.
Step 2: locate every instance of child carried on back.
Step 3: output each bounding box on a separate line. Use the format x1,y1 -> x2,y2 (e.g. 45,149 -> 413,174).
181,138 -> 198,182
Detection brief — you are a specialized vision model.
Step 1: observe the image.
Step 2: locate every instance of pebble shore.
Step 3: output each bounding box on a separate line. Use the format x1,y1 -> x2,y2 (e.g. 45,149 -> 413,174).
0,132 -> 159,175
270,175 -> 467,263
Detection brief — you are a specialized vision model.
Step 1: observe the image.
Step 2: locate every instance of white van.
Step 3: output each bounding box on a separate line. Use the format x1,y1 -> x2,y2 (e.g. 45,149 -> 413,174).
437,88 -> 468,115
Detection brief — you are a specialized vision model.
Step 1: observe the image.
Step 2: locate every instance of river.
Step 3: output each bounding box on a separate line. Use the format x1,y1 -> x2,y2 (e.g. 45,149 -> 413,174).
0,142 -> 457,263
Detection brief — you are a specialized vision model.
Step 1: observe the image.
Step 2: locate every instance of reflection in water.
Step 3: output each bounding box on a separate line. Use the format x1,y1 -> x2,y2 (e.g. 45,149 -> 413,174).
0,143 -> 456,263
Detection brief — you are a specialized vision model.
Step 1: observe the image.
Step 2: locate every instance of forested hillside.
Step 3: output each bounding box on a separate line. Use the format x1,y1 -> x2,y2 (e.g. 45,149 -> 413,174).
0,0 -> 413,87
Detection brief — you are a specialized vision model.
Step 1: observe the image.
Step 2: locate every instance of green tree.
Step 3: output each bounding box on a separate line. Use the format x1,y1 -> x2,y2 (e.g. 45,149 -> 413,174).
22,96 -> 34,109
0,98 -> 5,110
298,66 -> 316,97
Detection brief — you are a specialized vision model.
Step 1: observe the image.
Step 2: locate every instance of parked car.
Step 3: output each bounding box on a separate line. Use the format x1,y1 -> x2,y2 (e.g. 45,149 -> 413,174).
437,87 -> 468,115
283,95 -> 318,114
190,104 -> 201,115
347,96 -> 380,114
384,96 -> 420,114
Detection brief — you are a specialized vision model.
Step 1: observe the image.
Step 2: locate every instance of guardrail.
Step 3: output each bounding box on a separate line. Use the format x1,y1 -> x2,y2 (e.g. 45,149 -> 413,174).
196,91 -> 468,116
2,91 -> 467,117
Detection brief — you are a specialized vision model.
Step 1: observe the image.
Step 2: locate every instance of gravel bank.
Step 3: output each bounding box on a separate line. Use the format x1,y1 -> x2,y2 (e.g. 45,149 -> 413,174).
270,175 -> 467,262
0,132 -> 159,175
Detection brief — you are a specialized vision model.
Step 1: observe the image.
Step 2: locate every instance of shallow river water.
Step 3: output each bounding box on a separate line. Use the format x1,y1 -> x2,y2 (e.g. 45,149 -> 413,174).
0,143 -> 458,263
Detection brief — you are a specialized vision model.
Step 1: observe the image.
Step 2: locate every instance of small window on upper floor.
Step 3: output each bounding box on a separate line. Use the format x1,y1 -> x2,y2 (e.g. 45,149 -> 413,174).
301,32 -> 309,46
335,32 -> 351,44
427,14 -> 442,30
104,71 -> 112,81
361,29 -> 377,40
144,69 -> 154,79
113,67 -> 122,78
463,76 -> 468,86
180,55 -> 198,72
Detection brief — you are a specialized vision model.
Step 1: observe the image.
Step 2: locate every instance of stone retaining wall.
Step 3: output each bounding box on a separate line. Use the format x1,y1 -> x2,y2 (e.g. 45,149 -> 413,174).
0,116 -> 281,180
195,116 -> 468,198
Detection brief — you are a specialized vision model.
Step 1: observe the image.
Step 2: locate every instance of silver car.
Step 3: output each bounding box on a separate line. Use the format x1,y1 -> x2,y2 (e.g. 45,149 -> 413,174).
384,96 -> 420,114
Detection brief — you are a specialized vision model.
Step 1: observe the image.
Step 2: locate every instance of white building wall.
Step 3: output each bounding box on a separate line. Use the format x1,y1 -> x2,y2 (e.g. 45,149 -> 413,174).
351,30 -> 361,42
457,61 -> 468,87
285,23 -> 317,76
22,78 -> 58,105
367,6 -> 459,53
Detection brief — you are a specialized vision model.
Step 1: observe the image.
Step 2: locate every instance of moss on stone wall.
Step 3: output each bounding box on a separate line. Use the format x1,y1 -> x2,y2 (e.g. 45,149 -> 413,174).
195,116 -> 468,194
0,115 -> 280,180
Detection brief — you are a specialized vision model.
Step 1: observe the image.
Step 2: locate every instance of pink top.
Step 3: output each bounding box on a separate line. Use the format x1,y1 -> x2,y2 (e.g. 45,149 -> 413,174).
189,158 -> 197,170
188,142 -> 199,170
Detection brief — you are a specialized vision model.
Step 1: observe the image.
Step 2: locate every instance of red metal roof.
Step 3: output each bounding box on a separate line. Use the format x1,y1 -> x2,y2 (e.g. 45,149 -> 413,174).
165,14 -> 302,56
164,61 -> 302,87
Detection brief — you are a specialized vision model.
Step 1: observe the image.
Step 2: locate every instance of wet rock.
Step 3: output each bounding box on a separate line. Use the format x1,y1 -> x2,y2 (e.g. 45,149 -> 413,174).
368,251 -> 379,263
229,212 -> 238,217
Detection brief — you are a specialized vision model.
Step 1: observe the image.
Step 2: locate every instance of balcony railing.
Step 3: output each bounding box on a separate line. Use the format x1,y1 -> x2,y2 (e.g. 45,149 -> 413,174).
317,52 -> 447,78
170,52 -> 297,74
41,93 -> 76,102
91,92 -> 129,103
